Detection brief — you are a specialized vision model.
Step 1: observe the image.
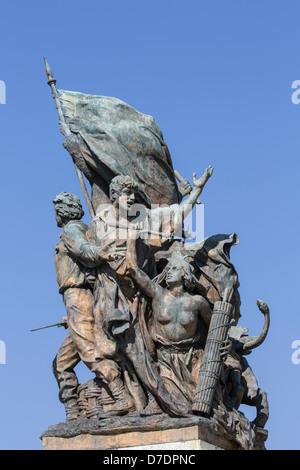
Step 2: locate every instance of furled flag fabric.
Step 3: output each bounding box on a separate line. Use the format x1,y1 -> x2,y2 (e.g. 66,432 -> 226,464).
58,90 -> 181,211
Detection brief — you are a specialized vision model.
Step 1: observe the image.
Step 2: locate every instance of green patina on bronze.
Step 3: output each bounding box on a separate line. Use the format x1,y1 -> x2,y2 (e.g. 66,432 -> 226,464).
43,61 -> 270,450
59,89 -> 181,210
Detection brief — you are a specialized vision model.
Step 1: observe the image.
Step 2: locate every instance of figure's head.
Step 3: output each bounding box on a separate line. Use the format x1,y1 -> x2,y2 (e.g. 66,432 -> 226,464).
165,253 -> 195,290
53,192 -> 84,227
109,175 -> 138,211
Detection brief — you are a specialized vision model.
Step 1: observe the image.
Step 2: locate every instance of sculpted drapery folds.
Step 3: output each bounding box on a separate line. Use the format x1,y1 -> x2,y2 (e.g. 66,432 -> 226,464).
58,91 -> 182,211
86,167 -> 213,359
45,84 -> 270,449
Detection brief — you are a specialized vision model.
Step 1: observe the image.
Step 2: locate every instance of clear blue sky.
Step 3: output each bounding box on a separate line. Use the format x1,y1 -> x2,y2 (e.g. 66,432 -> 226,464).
0,0 -> 299,450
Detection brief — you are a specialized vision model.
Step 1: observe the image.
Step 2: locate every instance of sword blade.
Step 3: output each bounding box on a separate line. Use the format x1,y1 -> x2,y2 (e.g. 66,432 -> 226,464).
30,323 -> 62,332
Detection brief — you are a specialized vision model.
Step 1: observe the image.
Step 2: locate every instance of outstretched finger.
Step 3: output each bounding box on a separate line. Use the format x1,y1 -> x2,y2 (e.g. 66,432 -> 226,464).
103,239 -> 115,248
114,251 -> 126,257
207,165 -> 214,176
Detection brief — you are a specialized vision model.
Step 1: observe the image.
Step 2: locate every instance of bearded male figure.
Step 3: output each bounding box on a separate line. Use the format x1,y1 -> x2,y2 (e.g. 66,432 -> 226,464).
52,192 -> 134,420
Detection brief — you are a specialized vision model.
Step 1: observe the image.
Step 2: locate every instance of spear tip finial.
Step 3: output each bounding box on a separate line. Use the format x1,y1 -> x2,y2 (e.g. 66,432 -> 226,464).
44,57 -> 54,83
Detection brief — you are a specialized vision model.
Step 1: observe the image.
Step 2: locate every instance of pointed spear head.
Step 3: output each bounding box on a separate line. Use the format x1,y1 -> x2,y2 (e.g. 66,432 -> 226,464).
43,57 -> 95,219
44,57 -> 56,86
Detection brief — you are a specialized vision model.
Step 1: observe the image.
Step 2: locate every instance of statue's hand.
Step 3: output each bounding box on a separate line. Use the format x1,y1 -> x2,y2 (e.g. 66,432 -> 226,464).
99,241 -> 125,262
108,249 -> 126,261
60,316 -> 68,329
193,165 -> 214,188
178,179 -> 192,197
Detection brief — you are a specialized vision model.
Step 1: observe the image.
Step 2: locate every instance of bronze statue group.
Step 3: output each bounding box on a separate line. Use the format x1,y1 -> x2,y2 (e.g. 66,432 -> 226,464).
51,170 -> 269,450
44,69 -> 270,448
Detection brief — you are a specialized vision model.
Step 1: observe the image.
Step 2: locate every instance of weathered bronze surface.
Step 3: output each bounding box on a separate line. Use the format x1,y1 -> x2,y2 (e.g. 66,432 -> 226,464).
42,62 -> 270,450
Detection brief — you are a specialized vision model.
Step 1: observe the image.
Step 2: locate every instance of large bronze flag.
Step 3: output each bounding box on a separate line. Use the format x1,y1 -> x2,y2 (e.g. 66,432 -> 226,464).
58,90 -> 181,212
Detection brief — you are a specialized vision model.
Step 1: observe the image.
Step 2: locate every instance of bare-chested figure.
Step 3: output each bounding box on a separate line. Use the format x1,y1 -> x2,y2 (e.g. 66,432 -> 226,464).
87,166 -> 214,360
126,228 -> 213,404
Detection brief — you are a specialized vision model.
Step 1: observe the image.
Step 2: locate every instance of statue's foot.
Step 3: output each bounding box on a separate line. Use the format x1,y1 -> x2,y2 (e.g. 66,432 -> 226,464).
139,407 -> 163,417
98,395 -> 136,419
139,395 -> 163,417
106,378 -> 136,417
97,401 -> 135,419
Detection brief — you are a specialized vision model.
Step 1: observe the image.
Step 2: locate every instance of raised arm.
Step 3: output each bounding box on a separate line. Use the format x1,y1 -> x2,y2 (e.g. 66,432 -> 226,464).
126,228 -> 161,299
180,166 -> 213,219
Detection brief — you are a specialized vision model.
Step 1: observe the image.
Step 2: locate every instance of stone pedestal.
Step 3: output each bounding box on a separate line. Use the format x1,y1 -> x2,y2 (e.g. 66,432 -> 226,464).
41,414 -> 245,450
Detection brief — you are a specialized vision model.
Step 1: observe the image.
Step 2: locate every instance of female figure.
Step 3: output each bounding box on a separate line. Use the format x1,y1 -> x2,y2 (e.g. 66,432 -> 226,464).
126,228 -> 212,403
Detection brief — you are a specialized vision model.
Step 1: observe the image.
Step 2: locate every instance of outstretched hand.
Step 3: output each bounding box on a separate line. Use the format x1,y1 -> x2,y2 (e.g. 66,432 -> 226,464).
178,179 -> 192,197
99,240 -> 126,262
192,165 -> 214,189
59,316 -> 68,329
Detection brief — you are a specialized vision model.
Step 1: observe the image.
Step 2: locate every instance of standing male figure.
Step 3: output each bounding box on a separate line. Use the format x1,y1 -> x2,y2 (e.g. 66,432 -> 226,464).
52,192 -> 134,420
83,168 -> 213,412
88,167 -> 213,358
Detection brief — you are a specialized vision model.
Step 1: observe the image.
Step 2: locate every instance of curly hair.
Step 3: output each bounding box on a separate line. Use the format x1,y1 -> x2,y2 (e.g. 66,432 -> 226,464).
109,175 -> 138,204
53,192 -> 84,220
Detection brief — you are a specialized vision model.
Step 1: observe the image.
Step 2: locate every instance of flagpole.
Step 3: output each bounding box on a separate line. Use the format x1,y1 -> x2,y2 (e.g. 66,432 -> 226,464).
44,58 -> 95,219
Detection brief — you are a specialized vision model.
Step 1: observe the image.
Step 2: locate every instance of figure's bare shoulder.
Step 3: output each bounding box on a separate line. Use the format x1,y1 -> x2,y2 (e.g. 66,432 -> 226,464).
191,294 -> 212,326
191,294 -> 210,308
